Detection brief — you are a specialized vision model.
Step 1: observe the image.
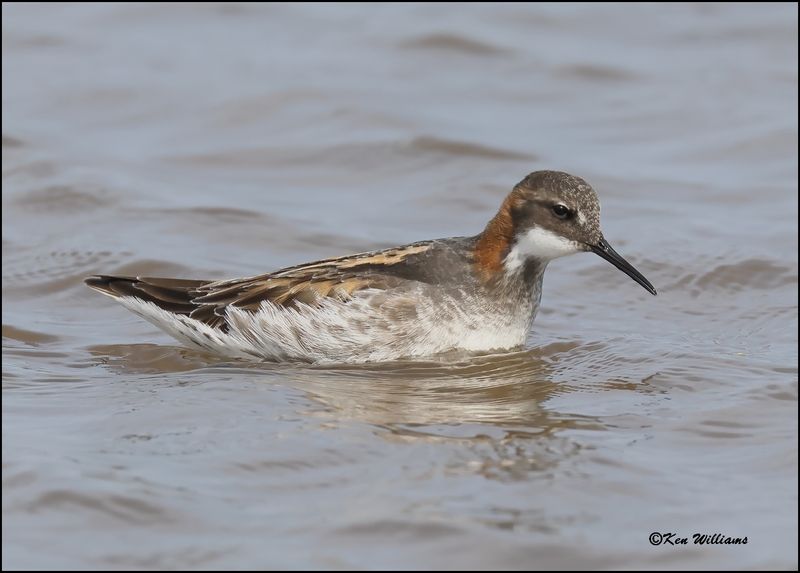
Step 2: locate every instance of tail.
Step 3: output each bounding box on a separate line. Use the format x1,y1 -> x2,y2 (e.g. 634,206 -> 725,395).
85,274 -> 228,329
85,274 -> 242,351
84,275 -> 214,311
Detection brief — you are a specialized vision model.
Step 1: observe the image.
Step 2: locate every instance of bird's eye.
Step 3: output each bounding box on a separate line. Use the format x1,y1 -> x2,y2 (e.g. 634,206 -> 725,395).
552,204 -> 570,219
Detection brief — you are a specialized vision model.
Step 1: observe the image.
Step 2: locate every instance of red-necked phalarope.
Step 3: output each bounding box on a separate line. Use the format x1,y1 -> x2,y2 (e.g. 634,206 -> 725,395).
86,170 -> 656,363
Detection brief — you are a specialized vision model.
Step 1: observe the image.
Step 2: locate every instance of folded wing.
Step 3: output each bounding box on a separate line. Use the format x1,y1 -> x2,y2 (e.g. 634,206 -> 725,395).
85,242 -> 433,329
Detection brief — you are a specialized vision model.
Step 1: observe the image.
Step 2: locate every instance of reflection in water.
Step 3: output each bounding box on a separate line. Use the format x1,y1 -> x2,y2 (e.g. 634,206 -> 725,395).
86,343 -> 229,374
86,341 -> 600,430
284,345 -> 607,481
87,341 -> 607,481
289,346 -> 596,429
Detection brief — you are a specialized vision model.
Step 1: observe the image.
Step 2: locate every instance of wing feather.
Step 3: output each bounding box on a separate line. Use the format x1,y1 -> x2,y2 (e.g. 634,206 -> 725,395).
85,242 -> 433,330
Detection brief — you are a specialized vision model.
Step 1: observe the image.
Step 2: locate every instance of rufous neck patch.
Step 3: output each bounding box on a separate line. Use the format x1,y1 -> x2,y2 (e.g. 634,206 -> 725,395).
474,189 -> 523,277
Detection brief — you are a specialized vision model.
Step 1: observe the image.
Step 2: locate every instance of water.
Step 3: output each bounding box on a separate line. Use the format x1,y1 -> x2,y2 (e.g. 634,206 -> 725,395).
2,3 -> 797,569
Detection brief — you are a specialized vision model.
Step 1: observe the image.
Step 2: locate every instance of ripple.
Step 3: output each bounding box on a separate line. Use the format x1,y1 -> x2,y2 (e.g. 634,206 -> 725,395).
2,159 -> 58,179
90,258 -> 205,281
2,325 -> 59,346
2,31 -> 68,49
24,489 -> 170,525
2,134 -> 25,148
2,250 -> 129,296
101,548 -> 234,570
165,136 -> 533,170
693,258 -> 797,291
555,63 -> 638,82
12,184 -> 114,213
636,256 -> 797,298
408,136 -> 533,161
399,33 -> 510,56
168,205 -> 267,222
336,518 -> 464,538
85,343 -> 228,374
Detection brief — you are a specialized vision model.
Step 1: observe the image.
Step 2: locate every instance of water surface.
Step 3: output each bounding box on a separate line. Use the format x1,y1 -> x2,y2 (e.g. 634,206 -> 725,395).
3,3 -> 797,570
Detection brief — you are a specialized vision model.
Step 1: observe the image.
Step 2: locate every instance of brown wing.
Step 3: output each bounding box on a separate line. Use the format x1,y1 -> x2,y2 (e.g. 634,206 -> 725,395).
85,242 -> 433,329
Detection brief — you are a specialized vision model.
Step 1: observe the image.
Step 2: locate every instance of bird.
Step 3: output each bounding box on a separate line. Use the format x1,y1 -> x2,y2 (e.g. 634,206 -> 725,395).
85,170 -> 656,364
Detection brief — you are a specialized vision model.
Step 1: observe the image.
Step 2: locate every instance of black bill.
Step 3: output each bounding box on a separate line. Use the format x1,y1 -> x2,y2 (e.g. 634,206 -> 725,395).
591,238 -> 657,295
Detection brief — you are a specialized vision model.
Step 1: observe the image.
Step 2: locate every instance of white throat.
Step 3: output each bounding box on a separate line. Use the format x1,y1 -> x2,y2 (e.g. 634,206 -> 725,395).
504,227 -> 581,272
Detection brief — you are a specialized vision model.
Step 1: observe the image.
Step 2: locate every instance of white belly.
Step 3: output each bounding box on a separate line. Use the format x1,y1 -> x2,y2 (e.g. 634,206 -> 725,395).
118,285 -> 540,364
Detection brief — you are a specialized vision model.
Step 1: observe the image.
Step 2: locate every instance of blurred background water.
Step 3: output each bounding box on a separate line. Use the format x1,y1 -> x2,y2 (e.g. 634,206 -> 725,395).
2,2 -> 797,570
